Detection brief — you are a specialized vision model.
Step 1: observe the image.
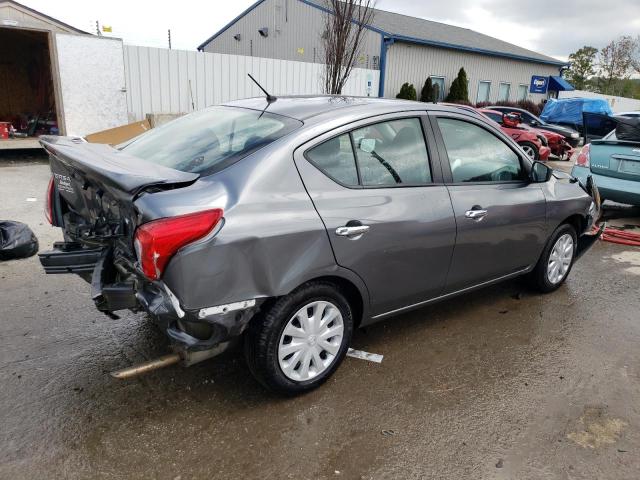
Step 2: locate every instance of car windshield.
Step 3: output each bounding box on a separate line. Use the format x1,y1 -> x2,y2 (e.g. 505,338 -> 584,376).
120,106 -> 302,175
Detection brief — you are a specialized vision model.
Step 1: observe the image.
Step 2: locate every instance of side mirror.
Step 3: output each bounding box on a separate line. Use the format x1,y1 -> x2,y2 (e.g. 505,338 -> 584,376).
531,161 -> 552,183
530,120 -> 539,126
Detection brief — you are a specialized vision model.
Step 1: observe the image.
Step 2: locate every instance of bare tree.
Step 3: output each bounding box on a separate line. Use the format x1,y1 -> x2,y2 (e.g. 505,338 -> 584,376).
598,36 -> 637,95
321,0 -> 375,95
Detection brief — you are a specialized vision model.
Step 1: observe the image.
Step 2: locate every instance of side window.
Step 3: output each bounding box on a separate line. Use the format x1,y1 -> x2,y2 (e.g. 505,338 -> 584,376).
484,111 -> 503,124
306,134 -> 359,186
437,118 -> 524,183
352,118 -> 431,186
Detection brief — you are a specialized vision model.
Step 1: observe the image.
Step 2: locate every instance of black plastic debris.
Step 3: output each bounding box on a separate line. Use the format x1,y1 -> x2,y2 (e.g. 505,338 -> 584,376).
616,117 -> 640,142
0,221 -> 39,260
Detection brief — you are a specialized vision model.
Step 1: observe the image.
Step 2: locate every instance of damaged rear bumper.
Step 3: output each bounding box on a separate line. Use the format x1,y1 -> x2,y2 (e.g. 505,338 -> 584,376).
40,243 -> 262,351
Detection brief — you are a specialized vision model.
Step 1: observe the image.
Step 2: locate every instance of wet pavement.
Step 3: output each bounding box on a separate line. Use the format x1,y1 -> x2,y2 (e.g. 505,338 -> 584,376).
1,158 -> 640,479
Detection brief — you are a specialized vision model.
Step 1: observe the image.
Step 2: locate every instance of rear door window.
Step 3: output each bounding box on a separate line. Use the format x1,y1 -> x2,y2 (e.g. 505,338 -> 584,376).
306,117 -> 433,187
306,134 -> 359,186
352,118 -> 431,186
437,117 -> 524,183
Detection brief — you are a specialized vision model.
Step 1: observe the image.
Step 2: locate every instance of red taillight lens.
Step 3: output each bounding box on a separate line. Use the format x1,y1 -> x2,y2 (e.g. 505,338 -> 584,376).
576,143 -> 591,167
45,176 -> 55,225
134,209 -> 223,280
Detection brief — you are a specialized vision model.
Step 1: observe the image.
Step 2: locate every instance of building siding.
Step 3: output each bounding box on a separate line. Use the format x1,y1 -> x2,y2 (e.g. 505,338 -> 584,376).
0,4 -> 82,33
384,41 -> 559,102
201,0 -> 381,70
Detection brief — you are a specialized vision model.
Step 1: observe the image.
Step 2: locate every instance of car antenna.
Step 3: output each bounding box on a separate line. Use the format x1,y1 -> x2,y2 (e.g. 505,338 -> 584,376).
248,74 -> 277,103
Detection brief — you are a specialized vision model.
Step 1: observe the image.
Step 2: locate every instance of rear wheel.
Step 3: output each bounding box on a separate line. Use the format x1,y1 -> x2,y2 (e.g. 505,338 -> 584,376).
519,141 -> 539,160
244,281 -> 353,395
528,223 -> 577,292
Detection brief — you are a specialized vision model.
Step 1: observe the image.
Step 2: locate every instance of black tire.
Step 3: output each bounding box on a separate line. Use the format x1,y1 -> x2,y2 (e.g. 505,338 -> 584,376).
519,141 -> 539,160
244,281 -> 354,395
528,223 -> 577,293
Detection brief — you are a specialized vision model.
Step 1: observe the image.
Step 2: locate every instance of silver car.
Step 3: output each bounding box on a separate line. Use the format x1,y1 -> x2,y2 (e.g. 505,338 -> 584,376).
39,96 -> 601,394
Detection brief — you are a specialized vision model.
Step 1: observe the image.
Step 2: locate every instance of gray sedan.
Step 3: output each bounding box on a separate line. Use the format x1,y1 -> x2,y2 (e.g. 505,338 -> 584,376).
39,96 -> 601,394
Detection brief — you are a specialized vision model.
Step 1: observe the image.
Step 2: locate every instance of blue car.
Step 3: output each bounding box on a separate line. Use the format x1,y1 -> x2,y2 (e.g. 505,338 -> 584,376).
572,118 -> 640,206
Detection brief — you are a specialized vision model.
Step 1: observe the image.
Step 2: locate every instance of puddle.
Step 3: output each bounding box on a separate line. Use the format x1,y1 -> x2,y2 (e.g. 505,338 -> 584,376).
607,251 -> 640,275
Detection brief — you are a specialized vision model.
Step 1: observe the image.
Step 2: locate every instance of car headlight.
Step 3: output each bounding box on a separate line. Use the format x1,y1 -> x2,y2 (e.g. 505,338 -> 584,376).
571,132 -> 579,138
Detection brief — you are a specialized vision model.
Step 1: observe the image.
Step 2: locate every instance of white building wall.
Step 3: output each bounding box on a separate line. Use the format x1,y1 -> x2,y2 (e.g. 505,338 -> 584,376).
201,0 -> 381,70
559,90 -> 640,113
384,42 -> 560,103
124,45 -> 380,122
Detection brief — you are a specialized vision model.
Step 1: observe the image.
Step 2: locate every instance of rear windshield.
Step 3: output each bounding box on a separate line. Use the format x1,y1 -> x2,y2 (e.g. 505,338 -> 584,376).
120,106 -> 302,175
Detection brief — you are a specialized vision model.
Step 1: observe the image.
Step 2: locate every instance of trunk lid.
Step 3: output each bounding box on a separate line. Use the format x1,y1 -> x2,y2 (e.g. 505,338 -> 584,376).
41,136 -> 199,243
589,141 -> 640,182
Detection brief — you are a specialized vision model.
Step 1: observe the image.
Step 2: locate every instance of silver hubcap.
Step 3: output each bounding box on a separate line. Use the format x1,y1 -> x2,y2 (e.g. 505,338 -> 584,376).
547,233 -> 574,284
278,301 -> 344,382
522,145 -> 535,158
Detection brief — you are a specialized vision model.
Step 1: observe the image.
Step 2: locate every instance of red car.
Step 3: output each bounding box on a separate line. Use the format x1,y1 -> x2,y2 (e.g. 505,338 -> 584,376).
482,109 -> 574,159
522,125 -> 574,160
478,109 -> 550,161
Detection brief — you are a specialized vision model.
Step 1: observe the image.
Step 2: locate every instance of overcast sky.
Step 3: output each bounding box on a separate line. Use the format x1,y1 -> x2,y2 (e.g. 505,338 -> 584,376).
17,0 -> 640,60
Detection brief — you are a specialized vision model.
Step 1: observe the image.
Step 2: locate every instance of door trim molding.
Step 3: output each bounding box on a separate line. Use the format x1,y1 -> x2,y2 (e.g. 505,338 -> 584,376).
370,266 -> 531,321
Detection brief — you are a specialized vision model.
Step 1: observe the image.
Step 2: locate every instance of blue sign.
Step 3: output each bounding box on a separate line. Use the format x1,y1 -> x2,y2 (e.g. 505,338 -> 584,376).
530,76 -> 548,94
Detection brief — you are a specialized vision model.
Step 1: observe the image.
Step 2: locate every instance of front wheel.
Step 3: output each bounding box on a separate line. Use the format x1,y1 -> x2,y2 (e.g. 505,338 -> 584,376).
244,281 -> 353,395
528,223 -> 577,293
519,141 -> 539,160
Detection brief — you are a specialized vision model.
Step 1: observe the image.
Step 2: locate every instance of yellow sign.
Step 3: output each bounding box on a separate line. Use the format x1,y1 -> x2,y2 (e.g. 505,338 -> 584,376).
297,47 -> 304,55
102,25 -> 112,33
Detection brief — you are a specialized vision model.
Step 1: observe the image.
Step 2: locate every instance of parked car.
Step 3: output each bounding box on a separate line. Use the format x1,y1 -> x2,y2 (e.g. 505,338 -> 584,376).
478,108 -> 550,160
39,96 -> 602,394
572,116 -> 640,206
539,97 -> 613,139
487,105 -> 581,147
614,111 -> 640,119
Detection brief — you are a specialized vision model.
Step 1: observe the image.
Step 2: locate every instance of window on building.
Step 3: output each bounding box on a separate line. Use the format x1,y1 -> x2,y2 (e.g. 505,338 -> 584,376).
498,82 -> 511,101
437,118 -> 524,183
517,84 -> 528,101
430,76 -> 445,102
477,81 -> 491,103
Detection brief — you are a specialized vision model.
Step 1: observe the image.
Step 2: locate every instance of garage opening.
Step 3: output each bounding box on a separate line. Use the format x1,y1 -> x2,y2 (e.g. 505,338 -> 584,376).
0,27 -> 59,149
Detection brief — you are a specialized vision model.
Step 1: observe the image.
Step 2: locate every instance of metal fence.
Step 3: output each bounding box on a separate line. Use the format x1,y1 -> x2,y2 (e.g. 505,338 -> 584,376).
124,45 -> 380,122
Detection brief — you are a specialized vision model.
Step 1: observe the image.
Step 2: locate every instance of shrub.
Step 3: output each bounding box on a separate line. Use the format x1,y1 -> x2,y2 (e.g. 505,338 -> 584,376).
396,82 -> 417,101
446,68 -> 469,103
420,77 -> 435,103
476,99 -> 545,116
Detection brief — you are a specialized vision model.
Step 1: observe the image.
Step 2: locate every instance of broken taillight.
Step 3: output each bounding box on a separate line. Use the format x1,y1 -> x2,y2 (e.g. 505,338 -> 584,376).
134,209 -> 223,281
45,176 -> 55,225
576,143 -> 591,168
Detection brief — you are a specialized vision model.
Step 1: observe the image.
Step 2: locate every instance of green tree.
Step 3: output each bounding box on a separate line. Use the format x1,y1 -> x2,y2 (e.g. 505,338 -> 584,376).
420,77 -> 435,102
446,68 -> 469,102
565,46 -> 598,90
396,82 -> 417,100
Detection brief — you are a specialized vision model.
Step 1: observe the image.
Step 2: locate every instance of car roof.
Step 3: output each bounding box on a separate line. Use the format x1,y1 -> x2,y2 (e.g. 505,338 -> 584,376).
487,105 -> 530,113
223,95 -> 479,122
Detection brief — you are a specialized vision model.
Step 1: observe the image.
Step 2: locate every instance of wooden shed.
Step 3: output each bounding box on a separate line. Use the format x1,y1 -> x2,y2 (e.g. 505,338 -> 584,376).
0,0 -> 127,149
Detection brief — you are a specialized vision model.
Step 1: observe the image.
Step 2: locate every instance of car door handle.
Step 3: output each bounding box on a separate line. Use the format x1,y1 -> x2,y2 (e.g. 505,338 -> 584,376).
335,225 -> 370,237
465,209 -> 488,221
